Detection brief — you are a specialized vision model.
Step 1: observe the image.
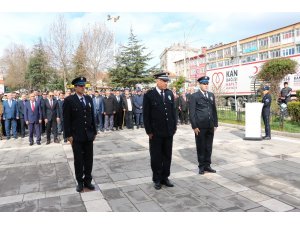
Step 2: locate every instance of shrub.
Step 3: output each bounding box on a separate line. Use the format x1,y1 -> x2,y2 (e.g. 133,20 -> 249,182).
296,90 -> 300,100
287,101 -> 300,122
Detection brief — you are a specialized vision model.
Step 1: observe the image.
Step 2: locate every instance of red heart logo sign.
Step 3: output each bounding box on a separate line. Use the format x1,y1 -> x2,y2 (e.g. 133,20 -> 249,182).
212,72 -> 224,90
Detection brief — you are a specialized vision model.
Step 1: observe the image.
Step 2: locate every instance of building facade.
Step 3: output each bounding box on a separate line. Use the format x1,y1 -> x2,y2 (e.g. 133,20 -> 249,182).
174,47 -> 207,86
205,22 -> 300,106
160,43 -> 199,77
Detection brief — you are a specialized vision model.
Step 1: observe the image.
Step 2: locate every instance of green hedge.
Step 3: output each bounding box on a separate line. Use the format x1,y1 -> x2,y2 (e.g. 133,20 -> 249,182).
287,101 -> 300,122
296,90 -> 300,100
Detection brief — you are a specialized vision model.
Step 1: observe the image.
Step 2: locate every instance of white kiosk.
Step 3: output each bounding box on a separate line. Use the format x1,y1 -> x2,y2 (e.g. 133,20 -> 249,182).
244,102 -> 264,140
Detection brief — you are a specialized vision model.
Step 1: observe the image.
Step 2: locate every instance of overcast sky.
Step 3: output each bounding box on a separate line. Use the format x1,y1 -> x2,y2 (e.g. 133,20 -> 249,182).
1,1 -> 299,68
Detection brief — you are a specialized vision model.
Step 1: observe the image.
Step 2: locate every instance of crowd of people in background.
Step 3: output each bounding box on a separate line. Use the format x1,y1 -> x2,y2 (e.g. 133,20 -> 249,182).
0,86 -> 198,144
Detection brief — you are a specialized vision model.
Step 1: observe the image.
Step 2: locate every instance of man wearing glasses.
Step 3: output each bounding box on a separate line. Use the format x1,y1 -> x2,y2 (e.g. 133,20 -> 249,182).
143,72 -> 177,190
63,77 -> 97,192
189,76 -> 218,175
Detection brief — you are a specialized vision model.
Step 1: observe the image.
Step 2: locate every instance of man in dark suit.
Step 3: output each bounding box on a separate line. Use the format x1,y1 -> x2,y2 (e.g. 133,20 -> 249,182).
24,93 -> 42,145
133,88 -> 144,129
57,92 -> 67,142
178,91 -> 189,125
122,88 -> 134,129
17,94 -> 27,138
189,76 -> 218,175
43,92 -> 60,144
63,76 -> 97,192
93,91 -> 104,132
113,90 -> 124,130
143,72 -> 177,190
2,93 -> 19,139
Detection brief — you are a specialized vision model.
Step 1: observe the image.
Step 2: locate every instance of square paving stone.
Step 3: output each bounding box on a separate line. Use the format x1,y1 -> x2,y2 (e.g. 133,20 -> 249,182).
247,207 -> 271,212
110,202 -> 138,212
260,199 -> 294,212
251,185 -> 283,197
102,188 -> 126,200
189,205 -> 217,212
209,186 -> 236,198
224,195 -> 260,210
15,200 -> 39,212
125,190 -> 152,204
19,183 -> 40,194
62,205 -> 86,212
38,196 -> 61,211
60,194 -> 82,208
109,172 -> 129,182
199,195 -> 236,210
276,194 -> 300,208
120,185 -> 141,193
135,201 -> 164,212
175,193 -> 207,208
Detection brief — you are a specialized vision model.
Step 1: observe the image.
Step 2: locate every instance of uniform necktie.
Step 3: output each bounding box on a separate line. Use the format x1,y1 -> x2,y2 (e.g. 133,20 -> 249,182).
80,97 -> 86,108
31,101 -> 35,111
161,90 -> 165,103
204,92 -> 208,98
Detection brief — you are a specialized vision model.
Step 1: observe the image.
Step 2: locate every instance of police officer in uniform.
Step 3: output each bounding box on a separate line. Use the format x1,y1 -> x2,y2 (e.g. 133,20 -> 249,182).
262,86 -> 271,140
63,77 -> 97,192
189,76 -> 218,174
143,72 -> 177,190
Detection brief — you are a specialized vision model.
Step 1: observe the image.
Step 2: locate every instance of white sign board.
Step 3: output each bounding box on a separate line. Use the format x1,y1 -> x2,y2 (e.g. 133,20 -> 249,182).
244,102 -> 263,140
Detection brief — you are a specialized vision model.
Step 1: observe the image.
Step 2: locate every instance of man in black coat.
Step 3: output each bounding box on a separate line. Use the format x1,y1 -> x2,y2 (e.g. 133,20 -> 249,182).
189,76 -> 218,175
43,92 -> 60,144
113,90 -> 124,130
143,72 -> 177,190
262,86 -> 272,140
17,94 -> 27,138
63,76 -> 97,192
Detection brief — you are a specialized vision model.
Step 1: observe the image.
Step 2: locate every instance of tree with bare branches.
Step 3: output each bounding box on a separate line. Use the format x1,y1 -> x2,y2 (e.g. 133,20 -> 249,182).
81,22 -> 114,87
0,44 -> 29,90
46,14 -> 74,91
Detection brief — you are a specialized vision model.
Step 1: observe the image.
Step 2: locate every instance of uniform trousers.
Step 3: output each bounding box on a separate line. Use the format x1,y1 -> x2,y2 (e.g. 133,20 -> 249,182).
195,127 -> 214,169
149,136 -> 173,182
72,140 -> 93,184
262,110 -> 271,137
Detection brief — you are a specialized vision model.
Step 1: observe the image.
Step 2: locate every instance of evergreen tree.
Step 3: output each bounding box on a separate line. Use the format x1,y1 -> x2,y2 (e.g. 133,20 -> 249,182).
26,39 -> 60,90
109,28 -> 157,87
71,41 -> 88,82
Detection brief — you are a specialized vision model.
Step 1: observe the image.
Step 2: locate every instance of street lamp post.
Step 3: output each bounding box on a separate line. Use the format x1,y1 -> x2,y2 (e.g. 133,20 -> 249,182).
107,15 -> 120,60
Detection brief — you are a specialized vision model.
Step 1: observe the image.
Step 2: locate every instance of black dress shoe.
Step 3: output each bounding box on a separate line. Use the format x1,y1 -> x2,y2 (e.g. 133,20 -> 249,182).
204,166 -> 216,173
264,136 -> 271,140
36,142 -> 41,145
84,183 -> 95,190
54,139 -> 60,143
46,140 -> 50,145
154,181 -> 162,190
161,179 -> 174,187
76,183 -> 84,192
29,142 -> 34,146
199,168 -> 205,175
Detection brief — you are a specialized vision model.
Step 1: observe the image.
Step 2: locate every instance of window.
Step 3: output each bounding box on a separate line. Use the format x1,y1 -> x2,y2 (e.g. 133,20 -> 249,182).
270,49 -> 281,58
296,28 -> 300,37
282,30 -> 294,40
282,47 -> 295,56
217,61 -> 224,67
224,59 -> 230,66
270,34 -> 281,44
241,41 -> 257,53
217,50 -> 223,59
241,53 -> 257,63
259,52 -> 269,60
207,62 -> 216,69
259,38 -> 268,49
296,45 -> 300,53
224,47 -> 231,57
231,45 -> 237,55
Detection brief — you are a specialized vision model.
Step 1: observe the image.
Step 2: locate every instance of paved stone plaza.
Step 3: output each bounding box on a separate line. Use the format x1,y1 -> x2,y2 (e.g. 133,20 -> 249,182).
0,125 -> 300,212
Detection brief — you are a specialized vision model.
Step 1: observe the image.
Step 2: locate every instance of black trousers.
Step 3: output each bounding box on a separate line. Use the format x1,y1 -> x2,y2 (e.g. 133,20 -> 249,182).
19,118 -> 26,137
195,127 -> 214,169
149,135 -> 173,182
262,110 -> 271,137
72,140 -> 94,184
46,119 -> 58,141
114,109 -> 123,128
179,110 -> 189,124
125,111 -> 133,128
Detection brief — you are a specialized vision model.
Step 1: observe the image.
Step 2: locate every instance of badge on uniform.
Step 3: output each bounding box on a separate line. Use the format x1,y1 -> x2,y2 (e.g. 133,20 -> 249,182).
168,95 -> 171,101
